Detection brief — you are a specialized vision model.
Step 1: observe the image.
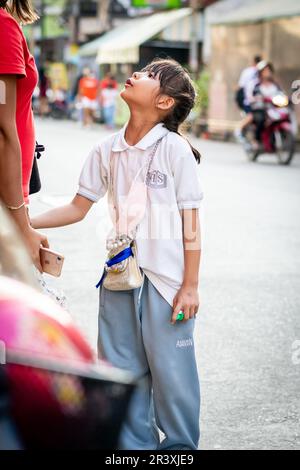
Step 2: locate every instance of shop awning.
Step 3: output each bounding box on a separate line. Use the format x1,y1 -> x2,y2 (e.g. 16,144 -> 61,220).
79,8 -> 192,63
210,0 -> 300,25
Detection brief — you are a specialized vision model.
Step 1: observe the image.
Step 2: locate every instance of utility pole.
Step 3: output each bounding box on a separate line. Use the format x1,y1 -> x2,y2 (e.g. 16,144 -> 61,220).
70,0 -> 81,44
97,0 -> 111,32
39,0 -> 46,63
189,0 -> 201,77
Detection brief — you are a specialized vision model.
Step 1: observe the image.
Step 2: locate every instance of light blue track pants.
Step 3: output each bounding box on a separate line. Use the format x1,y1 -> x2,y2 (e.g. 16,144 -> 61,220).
98,272 -> 200,450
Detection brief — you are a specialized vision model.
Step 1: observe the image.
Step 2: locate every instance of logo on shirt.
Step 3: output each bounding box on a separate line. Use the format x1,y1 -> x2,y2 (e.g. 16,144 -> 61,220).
146,170 -> 167,189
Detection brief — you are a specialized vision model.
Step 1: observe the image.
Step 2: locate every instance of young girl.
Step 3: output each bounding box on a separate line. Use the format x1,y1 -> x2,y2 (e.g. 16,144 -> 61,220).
32,58 -> 204,450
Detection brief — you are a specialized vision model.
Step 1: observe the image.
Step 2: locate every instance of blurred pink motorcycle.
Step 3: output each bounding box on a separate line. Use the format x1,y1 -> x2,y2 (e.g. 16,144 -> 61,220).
0,204 -> 135,449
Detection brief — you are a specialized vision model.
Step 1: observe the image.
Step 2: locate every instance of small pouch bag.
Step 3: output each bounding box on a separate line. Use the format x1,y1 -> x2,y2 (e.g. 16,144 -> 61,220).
100,235 -> 143,291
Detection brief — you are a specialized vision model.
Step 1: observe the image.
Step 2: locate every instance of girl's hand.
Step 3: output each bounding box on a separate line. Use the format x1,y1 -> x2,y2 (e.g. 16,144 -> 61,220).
171,284 -> 200,325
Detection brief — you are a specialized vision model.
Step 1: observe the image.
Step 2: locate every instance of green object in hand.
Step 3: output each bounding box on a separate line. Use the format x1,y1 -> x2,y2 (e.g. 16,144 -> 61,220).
176,311 -> 184,321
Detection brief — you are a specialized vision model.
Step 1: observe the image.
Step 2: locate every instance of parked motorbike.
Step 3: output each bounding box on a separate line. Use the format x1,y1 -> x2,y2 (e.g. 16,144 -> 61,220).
244,93 -> 296,165
47,89 -> 69,120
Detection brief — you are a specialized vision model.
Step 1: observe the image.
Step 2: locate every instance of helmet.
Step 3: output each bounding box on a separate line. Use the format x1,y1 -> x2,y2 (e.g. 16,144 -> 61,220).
0,276 -> 134,449
257,60 -> 274,74
257,60 -> 268,72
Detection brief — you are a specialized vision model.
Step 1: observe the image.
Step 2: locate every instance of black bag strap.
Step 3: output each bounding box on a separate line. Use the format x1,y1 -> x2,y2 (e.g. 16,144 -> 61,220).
35,142 -> 45,159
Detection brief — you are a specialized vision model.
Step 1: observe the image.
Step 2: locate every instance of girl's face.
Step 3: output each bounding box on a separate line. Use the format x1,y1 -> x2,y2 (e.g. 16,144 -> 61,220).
261,66 -> 273,81
120,70 -> 161,108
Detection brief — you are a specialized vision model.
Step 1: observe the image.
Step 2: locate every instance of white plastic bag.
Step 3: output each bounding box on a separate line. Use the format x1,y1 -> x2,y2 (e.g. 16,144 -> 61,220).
34,268 -> 68,310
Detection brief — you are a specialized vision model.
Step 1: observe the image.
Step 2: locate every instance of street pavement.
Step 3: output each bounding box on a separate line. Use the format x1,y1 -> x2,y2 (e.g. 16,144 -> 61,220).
30,118 -> 300,450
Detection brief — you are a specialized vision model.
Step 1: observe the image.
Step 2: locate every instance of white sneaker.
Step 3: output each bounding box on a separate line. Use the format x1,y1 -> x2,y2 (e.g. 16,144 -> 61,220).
234,128 -> 246,144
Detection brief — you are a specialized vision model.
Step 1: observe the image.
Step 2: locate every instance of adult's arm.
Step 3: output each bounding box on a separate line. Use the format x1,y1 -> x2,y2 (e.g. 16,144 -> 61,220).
0,74 -> 48,270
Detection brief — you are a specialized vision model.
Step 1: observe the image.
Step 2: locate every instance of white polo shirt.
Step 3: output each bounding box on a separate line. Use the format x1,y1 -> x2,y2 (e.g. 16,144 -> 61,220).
78,122 -> 204,307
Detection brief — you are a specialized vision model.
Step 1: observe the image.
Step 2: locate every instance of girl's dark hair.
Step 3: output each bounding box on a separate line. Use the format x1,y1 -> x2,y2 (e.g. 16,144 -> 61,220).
142,58 -> 201,164
0,0 -> 38,24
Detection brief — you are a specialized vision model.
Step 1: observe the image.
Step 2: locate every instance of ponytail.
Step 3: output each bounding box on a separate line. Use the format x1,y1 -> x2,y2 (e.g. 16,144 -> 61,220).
163,114 -> 201,165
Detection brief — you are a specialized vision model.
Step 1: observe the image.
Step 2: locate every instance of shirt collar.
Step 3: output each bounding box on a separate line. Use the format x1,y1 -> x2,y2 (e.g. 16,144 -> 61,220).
112,122 -> 169,152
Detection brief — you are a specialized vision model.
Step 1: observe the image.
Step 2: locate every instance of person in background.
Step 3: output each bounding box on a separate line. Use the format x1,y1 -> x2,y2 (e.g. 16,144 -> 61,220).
237,55 -> 262,110
78,68 -> 99,127
0,0 -> 49,271
252,62 -> 281,100
100,71 -> 118,91
100,78 -> 118,130
69,71 -> 84,123
235,55 -> 262,142
38,66 -> 49,117
71,71 -> 83,101
250,61 -> 282,143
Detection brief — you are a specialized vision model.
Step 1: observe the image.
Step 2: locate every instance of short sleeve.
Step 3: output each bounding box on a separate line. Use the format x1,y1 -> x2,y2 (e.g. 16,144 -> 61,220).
0,15 -> 26,77
171,136 -> 204,210
77,145 -> 108,202
238,69 -> 248,88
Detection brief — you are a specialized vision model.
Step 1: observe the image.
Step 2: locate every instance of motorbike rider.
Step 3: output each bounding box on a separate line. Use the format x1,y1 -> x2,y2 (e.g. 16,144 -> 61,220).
236,55 -> 262,113
251,61 -> 282,143
235,61 -> 282,147
235,56 -> 261,144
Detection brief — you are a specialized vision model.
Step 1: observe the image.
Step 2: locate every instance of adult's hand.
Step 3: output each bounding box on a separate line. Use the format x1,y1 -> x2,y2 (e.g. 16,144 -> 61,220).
23,226 -> 49,272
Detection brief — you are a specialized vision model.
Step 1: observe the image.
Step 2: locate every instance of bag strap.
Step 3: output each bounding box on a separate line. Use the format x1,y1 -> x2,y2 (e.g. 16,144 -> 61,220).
95,245 -> 134,288
35,142 -> 45,160
145,137 -> 162,181
108,137 -> 163,228
123,136 -> 162,190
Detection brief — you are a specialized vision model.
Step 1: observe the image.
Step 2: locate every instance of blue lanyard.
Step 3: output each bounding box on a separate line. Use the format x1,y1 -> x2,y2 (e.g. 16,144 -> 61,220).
96,246 -> 133,288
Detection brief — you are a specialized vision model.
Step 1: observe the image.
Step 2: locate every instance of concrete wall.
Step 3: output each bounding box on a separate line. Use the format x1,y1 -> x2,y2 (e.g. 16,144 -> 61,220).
208,16 -> 300,132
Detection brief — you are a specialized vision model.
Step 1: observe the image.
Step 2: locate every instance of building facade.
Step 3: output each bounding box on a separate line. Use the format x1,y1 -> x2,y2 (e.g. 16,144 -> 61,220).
206,0 -> 300,134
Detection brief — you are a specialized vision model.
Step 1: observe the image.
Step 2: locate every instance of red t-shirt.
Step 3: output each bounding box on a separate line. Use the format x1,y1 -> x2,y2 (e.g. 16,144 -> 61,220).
0,8 -> 38,204
79,76 -> 99,100
100,78 -> 118,90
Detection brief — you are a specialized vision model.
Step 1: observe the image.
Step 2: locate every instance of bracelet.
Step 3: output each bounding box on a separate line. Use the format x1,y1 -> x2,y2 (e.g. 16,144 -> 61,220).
6,202 -> 26,211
